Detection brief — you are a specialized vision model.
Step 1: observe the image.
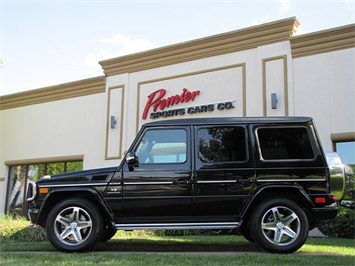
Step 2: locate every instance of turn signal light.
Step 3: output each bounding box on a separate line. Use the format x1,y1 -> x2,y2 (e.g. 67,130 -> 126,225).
315,197 -> 326,204
39,187 -> 49,194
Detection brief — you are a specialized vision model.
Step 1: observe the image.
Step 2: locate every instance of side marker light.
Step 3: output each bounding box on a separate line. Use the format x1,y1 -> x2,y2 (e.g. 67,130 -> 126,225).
39,187 -> 49,194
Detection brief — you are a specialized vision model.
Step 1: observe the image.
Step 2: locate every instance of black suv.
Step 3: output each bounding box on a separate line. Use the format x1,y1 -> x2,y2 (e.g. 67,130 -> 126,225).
27,117 -> 345,253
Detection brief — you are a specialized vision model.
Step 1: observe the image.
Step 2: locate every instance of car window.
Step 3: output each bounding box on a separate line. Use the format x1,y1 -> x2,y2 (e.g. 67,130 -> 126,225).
197,127 -> 247,163
256,126 -> 315,160
136,129 -> 187,164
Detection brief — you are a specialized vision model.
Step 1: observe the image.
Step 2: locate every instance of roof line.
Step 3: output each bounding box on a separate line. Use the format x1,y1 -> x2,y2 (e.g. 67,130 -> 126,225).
99,17 -> 299,76
0,76 -> 105,110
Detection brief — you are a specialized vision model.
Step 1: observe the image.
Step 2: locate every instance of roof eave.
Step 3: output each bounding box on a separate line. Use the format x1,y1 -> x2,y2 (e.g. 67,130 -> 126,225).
99,17 -> 299,76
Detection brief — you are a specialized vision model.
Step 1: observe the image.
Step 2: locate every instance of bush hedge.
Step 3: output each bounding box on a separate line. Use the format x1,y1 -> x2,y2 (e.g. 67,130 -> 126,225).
318,207 -> 355,239
0,215 -> 47,242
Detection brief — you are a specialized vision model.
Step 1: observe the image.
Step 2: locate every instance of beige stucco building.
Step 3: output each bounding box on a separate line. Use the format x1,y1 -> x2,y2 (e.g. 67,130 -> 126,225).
0,17 -> 354,215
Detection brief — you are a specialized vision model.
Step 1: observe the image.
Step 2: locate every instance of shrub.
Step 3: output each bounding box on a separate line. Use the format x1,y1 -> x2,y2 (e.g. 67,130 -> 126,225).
0,215 -> 47,242
153,229 -> 236,236
318,207 -> 355,239
153,230 -> 201,236
10,226 -> 47,242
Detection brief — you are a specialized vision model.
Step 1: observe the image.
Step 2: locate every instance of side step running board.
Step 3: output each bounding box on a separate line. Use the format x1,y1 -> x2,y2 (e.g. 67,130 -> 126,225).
114,222 -> 240,230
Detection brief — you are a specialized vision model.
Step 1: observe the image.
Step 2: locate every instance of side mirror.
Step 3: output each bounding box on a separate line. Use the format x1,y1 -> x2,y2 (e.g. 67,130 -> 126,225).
126,152 -> 139,171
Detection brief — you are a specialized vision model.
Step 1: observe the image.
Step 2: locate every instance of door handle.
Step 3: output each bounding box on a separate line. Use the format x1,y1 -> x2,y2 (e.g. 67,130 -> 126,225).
174,179 -> 190,185
239,178 -> 253,186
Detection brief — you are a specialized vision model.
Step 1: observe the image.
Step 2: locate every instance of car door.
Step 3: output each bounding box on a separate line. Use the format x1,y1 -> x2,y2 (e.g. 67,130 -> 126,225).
122,126 -> 193,221
193,125 -> 255,220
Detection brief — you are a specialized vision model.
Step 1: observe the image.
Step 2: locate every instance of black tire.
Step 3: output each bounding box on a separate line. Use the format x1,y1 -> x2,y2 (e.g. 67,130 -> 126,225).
46,198 -> 103,252
250,199 -> 309,253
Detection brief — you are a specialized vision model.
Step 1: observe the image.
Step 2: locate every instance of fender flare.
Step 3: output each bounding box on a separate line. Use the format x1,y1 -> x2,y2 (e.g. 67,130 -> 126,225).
240,184 -> 315,220
35,187 -> 115,227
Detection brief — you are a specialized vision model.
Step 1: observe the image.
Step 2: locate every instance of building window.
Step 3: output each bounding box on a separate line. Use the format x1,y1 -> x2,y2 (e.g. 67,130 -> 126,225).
335,141 -> 355,166
335,141 -> 355,203
6,160 -> 83,217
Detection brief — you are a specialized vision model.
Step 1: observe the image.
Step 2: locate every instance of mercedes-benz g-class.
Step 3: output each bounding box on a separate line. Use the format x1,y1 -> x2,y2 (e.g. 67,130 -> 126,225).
27,117 -> 345,253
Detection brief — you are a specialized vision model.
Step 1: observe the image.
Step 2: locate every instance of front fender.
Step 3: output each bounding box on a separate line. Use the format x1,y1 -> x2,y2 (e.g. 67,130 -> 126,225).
35,187 -> 115,227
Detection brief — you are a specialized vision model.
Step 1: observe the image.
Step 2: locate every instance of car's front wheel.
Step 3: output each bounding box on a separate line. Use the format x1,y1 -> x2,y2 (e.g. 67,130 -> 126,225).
250,199 -> 309,253
100,222 -> 117,242
46,198 -> 103,252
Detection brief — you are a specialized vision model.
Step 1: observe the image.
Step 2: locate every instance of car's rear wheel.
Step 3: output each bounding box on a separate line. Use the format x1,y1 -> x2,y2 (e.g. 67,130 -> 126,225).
46,198 -> 103,252
250,199 -> 309,253
240,221 -> 254,243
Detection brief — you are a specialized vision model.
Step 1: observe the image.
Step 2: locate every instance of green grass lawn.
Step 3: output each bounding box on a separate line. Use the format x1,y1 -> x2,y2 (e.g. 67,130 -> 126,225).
0,217 -> 354,265
1,232 -> 354,266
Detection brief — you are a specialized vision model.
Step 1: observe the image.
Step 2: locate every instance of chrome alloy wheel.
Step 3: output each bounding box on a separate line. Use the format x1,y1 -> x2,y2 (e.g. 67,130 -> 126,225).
54,206 -> 93,246
261,206 -> 300,246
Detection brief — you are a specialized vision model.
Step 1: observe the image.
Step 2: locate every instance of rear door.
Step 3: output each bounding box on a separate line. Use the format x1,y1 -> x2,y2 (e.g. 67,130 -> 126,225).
122,126 -> 193,221
193,125 -> 255,220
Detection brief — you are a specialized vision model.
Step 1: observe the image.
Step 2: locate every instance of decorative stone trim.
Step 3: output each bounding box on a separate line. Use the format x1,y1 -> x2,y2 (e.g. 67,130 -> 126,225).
291,24 -> 355,58
0,76 -> 105,110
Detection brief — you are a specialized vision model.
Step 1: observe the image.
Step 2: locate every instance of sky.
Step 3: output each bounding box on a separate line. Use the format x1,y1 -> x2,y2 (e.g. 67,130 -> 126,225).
0,0 -> 354,96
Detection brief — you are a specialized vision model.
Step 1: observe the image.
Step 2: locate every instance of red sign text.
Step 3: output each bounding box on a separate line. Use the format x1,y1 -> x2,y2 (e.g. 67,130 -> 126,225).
142,88 -> 200,119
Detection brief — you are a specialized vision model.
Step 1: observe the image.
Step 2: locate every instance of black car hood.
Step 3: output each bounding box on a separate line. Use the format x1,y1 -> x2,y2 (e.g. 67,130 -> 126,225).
37,166 -> 118,184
